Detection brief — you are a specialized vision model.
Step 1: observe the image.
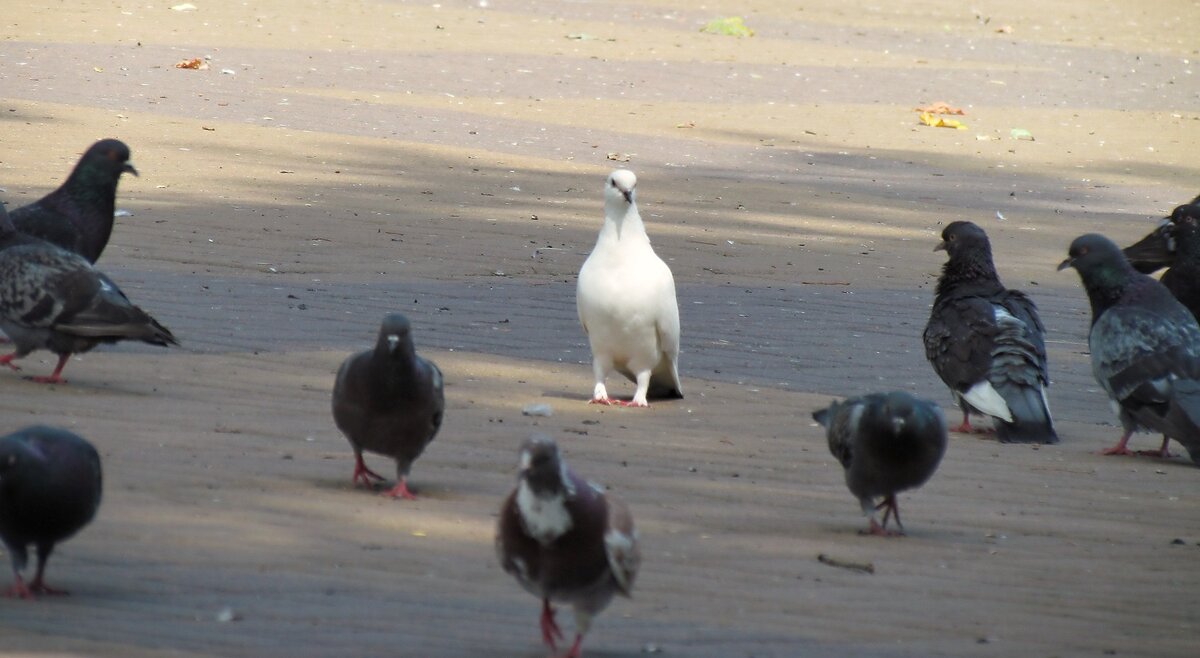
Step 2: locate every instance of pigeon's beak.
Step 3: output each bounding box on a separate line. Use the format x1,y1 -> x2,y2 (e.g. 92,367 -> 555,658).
892,417 -> 906,434
1056,257 -> 1074,272
123,163 -> 139,177
933,241 -> 947,252
622,189 -> 633,204
386,334 -> 400,353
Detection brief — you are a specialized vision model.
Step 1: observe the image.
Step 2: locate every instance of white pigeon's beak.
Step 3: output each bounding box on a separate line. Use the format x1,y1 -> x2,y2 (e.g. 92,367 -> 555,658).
621,188 -> 633,204
386,334 -> 400,353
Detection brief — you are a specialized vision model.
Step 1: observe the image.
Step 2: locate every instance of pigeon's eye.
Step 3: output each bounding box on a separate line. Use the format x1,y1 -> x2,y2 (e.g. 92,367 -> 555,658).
1078,247 -> 1089,256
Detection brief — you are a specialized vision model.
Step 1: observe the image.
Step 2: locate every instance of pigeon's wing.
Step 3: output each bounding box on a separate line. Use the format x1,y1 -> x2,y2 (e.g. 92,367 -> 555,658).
422,357 -> 446,436
819,399 -> 860,469
997,290 -> 1050,378
604,493 -> 640,597
0,246 -> 98,328
924,296 -> 1013,419
1090,304 -> 1200,404
53,271 -> 177,345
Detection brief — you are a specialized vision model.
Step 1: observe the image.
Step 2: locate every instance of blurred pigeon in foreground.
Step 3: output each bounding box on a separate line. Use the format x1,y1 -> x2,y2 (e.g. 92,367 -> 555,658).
10,139 -> 137,264
0,203 -> 177,383
576,169 -> 682,407
924,221 -> 1058,443
0,425 -> 102,599
1059,233 -> 1200,463
813,392 -> 947,536
496,435 -> 640,658
332,313 -> 444,499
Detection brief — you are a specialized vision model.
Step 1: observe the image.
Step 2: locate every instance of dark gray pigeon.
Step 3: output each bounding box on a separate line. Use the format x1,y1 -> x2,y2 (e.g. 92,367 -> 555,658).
10,139 -> 137,264
1121,200 -> 1200,321
0,425 -> 102,599
0,203 -> 177,384
1059,233 -> 1200,463
332,313 -> 443,499
813,392 -> 947,536
496,434 -> 640,658
1122,194 -> 1200,275
923,221 -> 1058,443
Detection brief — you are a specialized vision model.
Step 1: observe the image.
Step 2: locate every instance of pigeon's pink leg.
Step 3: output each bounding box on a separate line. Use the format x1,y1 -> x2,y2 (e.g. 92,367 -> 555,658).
1136,436 -> 1174,459
863,496 -> 905,536
27,574 -> 67,595
0,353 -> 22,372
559,633 -> 584,658
352,454 -> 386,487
540,599 -> 564,651
1100,430 -> 1136,456
589,397 -> 619,406
28,355 -> 69,384
380,478 -> 417,500
616,399 -> 649,408
4,574 -> 32,599
950,410 -> 974,434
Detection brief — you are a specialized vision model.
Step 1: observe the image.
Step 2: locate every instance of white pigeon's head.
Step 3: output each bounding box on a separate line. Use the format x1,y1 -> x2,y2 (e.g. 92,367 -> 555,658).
605,169 -> 637,206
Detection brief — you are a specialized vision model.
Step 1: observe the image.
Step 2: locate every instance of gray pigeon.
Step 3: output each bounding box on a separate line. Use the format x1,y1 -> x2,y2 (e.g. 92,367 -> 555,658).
924,221 -> 1058,443
0,203 -> 177,384
1059,233 -> 1200,463
813,392 -> 948,536
0,425 -> 102,599
332,313 -> 444,499
10,139 -> 137,264
496,434 -> 640,658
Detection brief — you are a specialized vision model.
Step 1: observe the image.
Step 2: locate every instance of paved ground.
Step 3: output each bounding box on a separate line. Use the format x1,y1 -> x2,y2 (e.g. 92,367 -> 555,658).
1,1 -> 1199,656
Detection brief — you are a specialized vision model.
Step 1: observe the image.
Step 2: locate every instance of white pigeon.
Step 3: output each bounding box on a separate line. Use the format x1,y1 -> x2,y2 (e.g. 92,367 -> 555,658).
576,169 -> 683,407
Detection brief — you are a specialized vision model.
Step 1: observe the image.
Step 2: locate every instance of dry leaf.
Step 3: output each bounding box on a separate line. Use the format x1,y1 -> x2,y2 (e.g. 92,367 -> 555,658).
174,58 -> 208,70
918,112 -> 967,130
914,101 -> 964,115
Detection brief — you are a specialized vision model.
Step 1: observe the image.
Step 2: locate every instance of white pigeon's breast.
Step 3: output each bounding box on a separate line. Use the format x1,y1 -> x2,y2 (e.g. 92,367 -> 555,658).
517,481 -> 573,545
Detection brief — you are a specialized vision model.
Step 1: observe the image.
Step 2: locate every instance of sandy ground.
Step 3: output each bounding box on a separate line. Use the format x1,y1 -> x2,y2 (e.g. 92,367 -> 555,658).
1,1 -> 1199,656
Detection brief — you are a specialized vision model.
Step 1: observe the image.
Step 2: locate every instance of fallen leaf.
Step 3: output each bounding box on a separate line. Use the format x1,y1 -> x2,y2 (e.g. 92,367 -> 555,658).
914,101 -> 964,115
918,112 -> 967,130
675,121 -> 696,129
700,17 -> 754,37
174,58 -> 208,70
606,152 -> 633,162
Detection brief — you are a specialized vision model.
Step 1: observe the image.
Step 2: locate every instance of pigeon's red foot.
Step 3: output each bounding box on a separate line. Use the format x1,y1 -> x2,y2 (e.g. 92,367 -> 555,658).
540,599 -> 564,651
589,397 -> 618,406
1100,445 -> 1135,456
27,578 -> 68,596
380,480 -> 417,500
558,634 -> 584,658
351,455 -> 386,488
4,578 -> 33,599
0,354 -> 22,372
617,399 -> 649,408
861,518 -> 904,537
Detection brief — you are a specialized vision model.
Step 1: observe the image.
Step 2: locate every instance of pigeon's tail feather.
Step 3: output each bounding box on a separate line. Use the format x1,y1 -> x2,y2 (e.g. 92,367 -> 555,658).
59,305 -> 178,347
992,382 -> 1058,444
647,354 -> 683,399
988,312 -> 1056,444
1168,378 -> 1200,466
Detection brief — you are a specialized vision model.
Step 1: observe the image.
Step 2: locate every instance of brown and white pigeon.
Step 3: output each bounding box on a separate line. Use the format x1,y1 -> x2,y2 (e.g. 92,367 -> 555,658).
0,201 -> 177,384
1059,233 -> 1200,463
331,313 -> 444,499
0,425 -> 102,599
496,435 -> 640,658
813,392 -> 948,536
924,221 -> 1058,443
10,139 -> 138,264
576,169 -> 682,407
